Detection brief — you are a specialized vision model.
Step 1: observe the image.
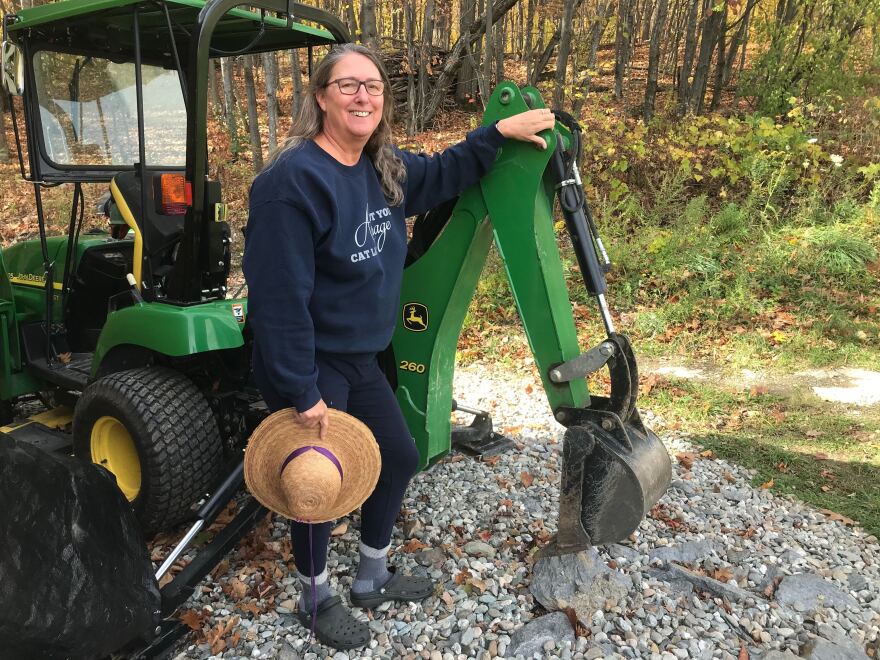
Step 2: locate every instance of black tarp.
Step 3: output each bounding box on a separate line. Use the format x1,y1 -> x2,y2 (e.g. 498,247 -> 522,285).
0,436 -> 160,659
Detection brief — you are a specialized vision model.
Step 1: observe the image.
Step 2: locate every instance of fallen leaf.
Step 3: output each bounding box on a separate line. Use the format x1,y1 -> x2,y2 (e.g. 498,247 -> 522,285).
158,572 -> 174,588
179,609 -> 205,631
699,450 -> 714,458
454,569 -> 473,585
723,471 -> 736,482
775,462 -> 789,473
818,509 -> 857,526
738,640 -> 749,660
749,384 -> 769,396
470,578 -> 487,593
331,521 -> 348,536
814,452 -> 829,460
805,429 -> 822,438
400,539 -> 429,553
640,373 -> 660,395
57,352 -> 72,365
228,578 -> 248,599
525,384 -> 534,394
482,455 -> 501,467
712,567 -> 734,582
676,452 -> 698,469
820,485 -> 832,492
520,471 -> 534,487
210,639 -> 226,655
759,479 -> 774,489
441,591 -> 454,608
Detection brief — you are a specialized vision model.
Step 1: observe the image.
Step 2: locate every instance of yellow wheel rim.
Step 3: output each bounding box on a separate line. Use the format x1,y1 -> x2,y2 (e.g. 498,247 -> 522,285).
90,415 -> 141,501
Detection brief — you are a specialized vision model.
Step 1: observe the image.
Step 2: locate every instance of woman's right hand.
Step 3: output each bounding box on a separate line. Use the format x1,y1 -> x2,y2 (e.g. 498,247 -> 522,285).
296,399 -> 330,440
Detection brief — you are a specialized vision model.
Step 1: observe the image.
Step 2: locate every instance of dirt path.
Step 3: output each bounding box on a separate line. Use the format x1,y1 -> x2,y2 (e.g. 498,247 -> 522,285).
641,359 -> 880,409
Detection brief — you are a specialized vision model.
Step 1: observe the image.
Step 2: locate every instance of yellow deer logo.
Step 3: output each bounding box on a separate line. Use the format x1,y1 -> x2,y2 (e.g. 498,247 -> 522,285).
403,303 -> 428,332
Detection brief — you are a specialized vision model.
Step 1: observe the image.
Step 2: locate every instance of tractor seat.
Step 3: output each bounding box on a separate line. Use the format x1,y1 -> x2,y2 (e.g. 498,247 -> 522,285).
110,170 -> 186,288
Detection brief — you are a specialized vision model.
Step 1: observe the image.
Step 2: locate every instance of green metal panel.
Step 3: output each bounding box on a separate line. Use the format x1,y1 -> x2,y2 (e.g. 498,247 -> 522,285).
394,83 -> 590,469
92,298 -> 247,375
481,83 -> 589,412
392,188 -> 495,469
2,233 -> 124,322
0,249 -> 40,400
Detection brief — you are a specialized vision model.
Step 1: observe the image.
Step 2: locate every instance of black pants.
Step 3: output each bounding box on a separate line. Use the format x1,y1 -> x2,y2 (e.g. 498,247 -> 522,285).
255,351 -> 421,576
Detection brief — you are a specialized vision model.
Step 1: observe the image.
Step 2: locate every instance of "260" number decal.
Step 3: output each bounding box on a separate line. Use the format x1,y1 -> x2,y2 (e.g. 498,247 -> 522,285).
399,360 -> 426,374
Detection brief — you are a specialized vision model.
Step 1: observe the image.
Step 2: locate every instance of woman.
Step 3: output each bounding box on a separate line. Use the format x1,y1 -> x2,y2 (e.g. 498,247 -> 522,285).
243,43 -> 554,650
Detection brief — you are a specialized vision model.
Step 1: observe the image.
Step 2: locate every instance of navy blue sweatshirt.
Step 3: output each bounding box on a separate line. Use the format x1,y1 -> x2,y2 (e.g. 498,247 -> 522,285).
243,124 -> 505,412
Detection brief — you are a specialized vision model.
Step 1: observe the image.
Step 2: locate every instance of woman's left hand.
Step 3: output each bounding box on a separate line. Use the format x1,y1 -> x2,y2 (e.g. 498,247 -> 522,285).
496,108 -> 557,150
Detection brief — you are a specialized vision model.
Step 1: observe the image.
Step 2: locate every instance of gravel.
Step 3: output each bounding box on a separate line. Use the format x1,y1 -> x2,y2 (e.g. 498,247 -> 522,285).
170,363 -> 880,659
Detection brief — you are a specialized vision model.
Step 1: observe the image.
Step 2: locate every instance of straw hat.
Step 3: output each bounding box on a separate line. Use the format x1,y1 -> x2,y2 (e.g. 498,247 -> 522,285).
244,408 -> 381,523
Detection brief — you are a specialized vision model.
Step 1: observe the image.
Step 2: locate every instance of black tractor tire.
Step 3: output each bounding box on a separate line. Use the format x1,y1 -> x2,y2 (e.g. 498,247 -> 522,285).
73,366 -> 223,535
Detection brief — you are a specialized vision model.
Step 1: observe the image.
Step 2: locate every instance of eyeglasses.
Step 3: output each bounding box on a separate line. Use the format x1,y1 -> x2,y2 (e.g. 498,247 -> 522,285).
326,77 -> 385,96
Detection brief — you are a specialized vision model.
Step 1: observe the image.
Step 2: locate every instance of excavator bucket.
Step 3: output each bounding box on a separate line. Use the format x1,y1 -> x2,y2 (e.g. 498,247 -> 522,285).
540,334 -> 672,556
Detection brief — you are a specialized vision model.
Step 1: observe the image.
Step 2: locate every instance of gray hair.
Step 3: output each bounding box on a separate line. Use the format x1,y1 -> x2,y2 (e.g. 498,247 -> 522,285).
264,43 -> 406,207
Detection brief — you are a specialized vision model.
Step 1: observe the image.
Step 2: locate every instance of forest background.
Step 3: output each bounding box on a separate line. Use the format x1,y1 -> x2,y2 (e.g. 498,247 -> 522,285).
0,0 -> 879,532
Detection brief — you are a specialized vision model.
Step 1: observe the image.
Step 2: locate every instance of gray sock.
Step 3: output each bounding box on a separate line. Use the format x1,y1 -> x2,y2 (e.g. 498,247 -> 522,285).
297,568 -> 333,612
351,541 -> 392,594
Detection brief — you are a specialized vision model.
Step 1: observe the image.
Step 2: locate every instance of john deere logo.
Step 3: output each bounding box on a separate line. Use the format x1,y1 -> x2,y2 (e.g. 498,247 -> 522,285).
403,302 -> 428,332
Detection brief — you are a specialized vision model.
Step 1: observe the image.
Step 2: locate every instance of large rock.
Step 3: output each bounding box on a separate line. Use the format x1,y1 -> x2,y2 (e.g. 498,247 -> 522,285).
505,612 -> 575,658
649,540 -> 716,566
570,572 -> 632,621
775,574 -> 858,612
802,638 -> 870,660
530,548 -> 632,610
650,563 -> 749,603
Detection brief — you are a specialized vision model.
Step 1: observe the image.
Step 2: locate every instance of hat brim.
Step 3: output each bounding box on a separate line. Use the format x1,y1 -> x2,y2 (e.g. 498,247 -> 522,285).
244,408 -> 381,523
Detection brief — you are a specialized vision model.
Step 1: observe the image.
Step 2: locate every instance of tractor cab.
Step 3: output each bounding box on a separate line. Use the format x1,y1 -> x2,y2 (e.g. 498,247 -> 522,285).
0,0 -> 346,389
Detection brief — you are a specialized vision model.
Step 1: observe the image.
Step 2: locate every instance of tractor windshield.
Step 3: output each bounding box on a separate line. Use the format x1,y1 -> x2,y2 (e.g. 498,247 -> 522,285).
33,51 -> 186,168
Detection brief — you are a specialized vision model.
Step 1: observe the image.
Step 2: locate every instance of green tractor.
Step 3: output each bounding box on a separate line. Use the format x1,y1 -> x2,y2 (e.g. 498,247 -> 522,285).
1,0 -> 670,653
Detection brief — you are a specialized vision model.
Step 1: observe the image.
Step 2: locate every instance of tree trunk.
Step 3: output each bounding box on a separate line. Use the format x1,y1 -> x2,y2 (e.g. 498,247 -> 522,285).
709,2 -> 727,111
243,56 -> 263,171
495,14 -> 505,84
406,1 -> 418,136
344,0 -> 358,38
456,0 -> 478,103
417,0 -> 436,131
262,52 -> 278,153
553,0 -> 576,108
614,0 -> 633,100
220,57 -> 239,148
208,59 -> 221,116
483,0 -> 493,93
523,0 -> 536,64
289,50 -> 303,118
422,0 -> 520,124
677,0 -> 701,114
0,91 -> 10,164
689,3 -> 724,114
724,0 -> 757,84
643,0 -> 668,123
573,1 -> 611,113
360,0 -> 380,49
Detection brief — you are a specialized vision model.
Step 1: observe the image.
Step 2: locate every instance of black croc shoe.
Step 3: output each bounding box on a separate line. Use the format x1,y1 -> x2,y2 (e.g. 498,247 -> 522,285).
349,567 -> 435,609
296,595 -> 370,650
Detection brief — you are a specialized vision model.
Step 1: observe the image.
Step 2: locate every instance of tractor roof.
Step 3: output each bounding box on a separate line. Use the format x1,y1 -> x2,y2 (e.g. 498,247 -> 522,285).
5,0 -> 337,62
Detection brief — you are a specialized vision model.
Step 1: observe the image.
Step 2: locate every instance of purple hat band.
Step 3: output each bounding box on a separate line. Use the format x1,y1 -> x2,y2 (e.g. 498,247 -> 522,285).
279,445 -> 344,481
